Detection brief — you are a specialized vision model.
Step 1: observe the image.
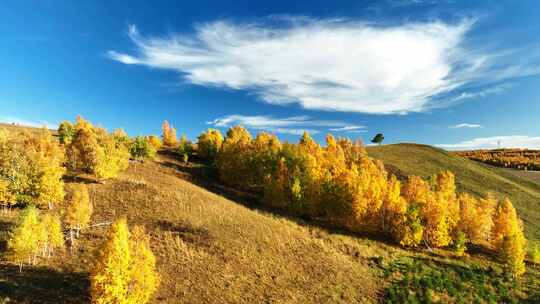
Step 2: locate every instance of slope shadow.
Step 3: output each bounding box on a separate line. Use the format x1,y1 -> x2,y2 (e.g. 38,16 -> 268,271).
0,219 -> 14,252
0,264 -> 89,303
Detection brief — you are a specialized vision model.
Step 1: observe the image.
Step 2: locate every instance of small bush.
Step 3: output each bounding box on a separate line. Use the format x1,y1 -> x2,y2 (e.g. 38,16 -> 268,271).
130,136 -> 157,161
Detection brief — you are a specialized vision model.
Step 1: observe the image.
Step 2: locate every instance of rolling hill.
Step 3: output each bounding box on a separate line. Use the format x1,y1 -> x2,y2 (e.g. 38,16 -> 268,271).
367,143 -> 540,244
1,131 -> 539,303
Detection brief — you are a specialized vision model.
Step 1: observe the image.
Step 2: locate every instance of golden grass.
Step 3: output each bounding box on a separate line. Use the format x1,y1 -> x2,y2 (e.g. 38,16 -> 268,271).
2,152 -> 393,303
1,143 -> 539,303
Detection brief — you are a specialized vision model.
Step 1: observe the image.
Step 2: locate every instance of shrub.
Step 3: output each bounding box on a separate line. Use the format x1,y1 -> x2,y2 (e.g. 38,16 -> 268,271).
530,244 -> 540,266
197,129 -> 223,162
454,231 -> 468,256
130,136 -> 157,161
58,121 -> 75,144
177,134 -> 193,156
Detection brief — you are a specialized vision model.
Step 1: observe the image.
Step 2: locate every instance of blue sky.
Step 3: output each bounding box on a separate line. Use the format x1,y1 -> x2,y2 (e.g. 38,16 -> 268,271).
2,0 -> 540,149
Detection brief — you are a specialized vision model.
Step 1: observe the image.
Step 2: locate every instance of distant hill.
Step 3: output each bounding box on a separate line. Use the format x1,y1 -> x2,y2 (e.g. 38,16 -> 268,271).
367,143 -> 540,243
0,122 -> 57,135
454,148 -> 540,171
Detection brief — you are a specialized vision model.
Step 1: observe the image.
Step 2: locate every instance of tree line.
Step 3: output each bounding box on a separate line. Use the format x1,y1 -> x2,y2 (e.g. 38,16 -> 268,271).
455,149 -> 540,171
192,126 -> 530,276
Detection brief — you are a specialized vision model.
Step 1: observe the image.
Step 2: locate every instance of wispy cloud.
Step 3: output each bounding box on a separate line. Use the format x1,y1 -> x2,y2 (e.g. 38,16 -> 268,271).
207,114 -> 364,135
446,84 -> 511,103
109,18 -> 540,114
0,116 -> 57,129
450,123 -> 483,129
329,125 -> 367,132
437,135 -> 540,150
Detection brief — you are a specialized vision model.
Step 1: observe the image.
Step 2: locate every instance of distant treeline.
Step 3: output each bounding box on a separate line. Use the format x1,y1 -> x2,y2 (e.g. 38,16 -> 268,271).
455,149 -> 540,171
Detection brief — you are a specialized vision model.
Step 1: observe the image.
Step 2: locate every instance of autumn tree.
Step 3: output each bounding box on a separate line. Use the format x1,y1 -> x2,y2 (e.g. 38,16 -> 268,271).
217,126 -> 253,189
197,128 -> 223,162
250,132 -> 282,188
64,184 -> 93,246
130,136 -> 156,161
94,128 -> 130,180
350,156 -> 388,230
127,226 -> 159,303
31,129 -> 66,209
420,171 -> 458,248
91,218 -> 131,303
146,135 -> 162,151
399,176 -> 431,246
66,116 -> 102,173
112,128 -> 129,146
0,178 -> 13,213
38,212 -> 64,258
502,233 -> 527,276
0,128 -> 65,209
381,175 -> 408,237
58,121 -> 75,144
91,219 -> 159,304
7,206 -> 41,271
66,117 -> 129,180
396,202 -> 425,247
491,198 -> 527,276
457,193 -> 494,245
177,134 -> 193,162
161,120 -> 177,147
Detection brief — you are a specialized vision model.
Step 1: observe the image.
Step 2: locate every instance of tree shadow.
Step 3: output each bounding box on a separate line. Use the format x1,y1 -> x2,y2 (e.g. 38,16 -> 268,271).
0,264 -> 89,303
156,150 -> 405,251
62,174 -> 99,185
0,219 -> 14,253
152,219 -> 213,248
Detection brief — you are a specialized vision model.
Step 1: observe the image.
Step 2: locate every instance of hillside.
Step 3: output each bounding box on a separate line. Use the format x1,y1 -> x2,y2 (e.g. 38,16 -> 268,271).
1,136 -> 539,303
1,150 -> 397,303
367,143 -> 540,243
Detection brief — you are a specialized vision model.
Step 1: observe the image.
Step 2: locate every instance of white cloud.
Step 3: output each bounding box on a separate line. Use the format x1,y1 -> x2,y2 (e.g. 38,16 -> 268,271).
329,125 -> 367,132
0,116 -> 57,129
437,135 -> 540,150
207,114 -> 363,135
109,18 -> 540,114
450,123 -> 483,129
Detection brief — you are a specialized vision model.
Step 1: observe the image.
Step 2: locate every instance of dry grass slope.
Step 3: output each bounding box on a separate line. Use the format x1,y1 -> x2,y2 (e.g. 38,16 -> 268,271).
3,151 -> 406,303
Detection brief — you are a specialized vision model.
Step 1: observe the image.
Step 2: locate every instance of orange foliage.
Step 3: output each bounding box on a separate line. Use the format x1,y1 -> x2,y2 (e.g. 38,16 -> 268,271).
204,126 -> 528,273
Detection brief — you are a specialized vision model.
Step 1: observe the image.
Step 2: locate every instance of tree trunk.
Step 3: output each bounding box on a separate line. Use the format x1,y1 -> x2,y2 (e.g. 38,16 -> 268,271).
70,229 -> 74,254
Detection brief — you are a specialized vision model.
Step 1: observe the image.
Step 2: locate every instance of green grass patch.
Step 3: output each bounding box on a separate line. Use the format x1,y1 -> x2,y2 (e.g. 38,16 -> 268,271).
382,256 -> 539,304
